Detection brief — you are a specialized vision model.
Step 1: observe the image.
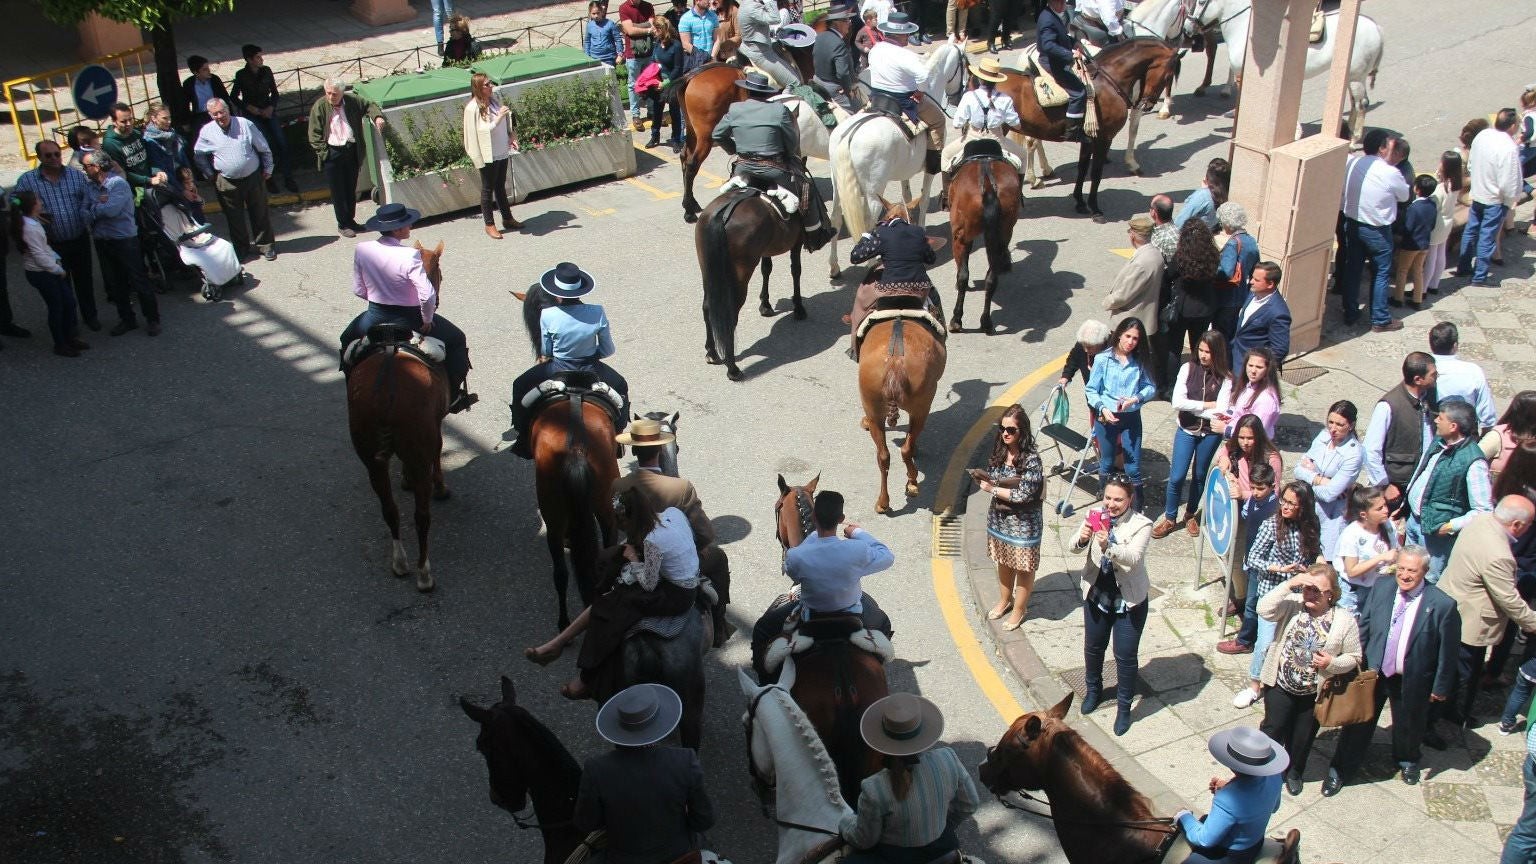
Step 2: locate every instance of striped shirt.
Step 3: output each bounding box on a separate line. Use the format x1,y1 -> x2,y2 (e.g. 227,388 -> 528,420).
14,166 -> 92,242
839,747 -> 979,849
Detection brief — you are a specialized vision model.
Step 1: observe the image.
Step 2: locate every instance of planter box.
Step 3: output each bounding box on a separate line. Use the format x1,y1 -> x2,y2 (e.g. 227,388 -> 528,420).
377,165 -> 483,217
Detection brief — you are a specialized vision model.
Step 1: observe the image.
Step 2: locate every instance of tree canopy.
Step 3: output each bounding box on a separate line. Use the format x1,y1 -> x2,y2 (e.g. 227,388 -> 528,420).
39,0 -> 233,29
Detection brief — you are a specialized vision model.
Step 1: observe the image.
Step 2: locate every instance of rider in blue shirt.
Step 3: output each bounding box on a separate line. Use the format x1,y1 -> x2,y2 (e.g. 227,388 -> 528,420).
1176,726 -> 1286,864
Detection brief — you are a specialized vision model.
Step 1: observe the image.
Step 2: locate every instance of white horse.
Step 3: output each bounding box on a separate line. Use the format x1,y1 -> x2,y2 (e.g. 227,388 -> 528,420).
1192,0 -> 1384,145
1125,0 -> 1196,120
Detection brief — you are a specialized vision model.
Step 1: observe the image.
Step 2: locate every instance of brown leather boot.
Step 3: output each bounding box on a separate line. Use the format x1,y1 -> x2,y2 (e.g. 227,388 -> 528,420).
484,223 -> 503,240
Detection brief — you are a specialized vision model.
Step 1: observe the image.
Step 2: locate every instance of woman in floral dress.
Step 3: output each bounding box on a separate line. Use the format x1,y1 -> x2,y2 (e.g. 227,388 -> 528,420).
974,403 -> 1044,630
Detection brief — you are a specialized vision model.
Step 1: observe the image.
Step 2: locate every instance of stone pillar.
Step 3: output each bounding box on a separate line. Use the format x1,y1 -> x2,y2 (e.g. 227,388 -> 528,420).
1321,0 -> 1361,142
350,0 -> 418,27
1226,0 -> 1312,215
76,13 -> 142,60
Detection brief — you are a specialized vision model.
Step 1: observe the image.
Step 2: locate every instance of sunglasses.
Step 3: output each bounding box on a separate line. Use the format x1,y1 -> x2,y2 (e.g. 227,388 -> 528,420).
998,425 -> 1020,434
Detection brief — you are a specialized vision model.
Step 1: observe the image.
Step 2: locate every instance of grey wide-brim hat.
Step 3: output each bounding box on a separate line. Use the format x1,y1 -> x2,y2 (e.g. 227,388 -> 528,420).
877,11 -> 920,35
735,71 -> 782,95
777,23 -> 817,49
860,693 -> 944,757
1207,726 -> 1290,777
596,683 -> 683,747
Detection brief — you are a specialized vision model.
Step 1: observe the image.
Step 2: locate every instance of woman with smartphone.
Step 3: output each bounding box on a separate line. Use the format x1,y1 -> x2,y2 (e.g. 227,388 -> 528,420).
974,404 -> 1044,631
1085,317 -> 1157,511
1154,329 -> 1234,540
1071,475 -> 1154,736
1229,481 -> 1322,709
1331,484 -> 1399,613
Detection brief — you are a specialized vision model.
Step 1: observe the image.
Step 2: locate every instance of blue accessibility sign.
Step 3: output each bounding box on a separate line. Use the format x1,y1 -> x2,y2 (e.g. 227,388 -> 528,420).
72,65 -> 118,121
1202,466 -> 1238,562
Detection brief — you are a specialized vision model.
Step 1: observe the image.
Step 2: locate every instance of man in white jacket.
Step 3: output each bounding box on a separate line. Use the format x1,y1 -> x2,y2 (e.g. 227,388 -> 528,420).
1457,108 -> 1522,285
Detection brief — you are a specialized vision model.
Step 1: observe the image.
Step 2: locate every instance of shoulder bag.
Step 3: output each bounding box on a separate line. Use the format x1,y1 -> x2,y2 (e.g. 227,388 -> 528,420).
1313,668 -> 1378,727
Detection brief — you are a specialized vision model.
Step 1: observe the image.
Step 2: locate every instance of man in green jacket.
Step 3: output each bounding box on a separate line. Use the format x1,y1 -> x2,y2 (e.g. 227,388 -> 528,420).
308,78 -> 385,238
101,102 -> 167,191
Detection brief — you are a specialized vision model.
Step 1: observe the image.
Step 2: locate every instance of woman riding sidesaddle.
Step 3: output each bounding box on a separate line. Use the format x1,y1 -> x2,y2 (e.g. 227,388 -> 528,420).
846,203 -> 945,360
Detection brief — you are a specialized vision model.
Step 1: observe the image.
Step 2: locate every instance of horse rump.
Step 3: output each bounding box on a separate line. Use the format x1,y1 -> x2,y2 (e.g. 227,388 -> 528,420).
978,161 -> 1015,276
562,434 -> 601,606
880,320 -> 908,428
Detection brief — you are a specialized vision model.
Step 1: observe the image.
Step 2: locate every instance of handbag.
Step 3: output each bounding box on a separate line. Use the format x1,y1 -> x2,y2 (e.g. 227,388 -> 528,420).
1313,668 -> 1378,727
1158,285 -> 1184,331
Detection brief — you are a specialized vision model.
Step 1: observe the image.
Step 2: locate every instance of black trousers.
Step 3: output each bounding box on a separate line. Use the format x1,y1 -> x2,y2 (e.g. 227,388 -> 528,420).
1442,642 -> 1487,723
1260,686 -> 1319,779
751,592 -> 892,684
1332,674 -> 1428,778
54,234 -> 97,324
1164,316 -> 1213,379
324,143 -> 361,230
986,0 -> 1020,44
478,158 -> 513,226
95,236 -> 160,325
213,171 -> 274,256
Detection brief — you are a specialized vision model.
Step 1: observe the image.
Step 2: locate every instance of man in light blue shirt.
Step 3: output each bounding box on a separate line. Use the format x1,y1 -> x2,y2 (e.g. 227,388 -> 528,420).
1428,322 -> 1497,432
81,152 -> 160,336
194,98 -> 276,261
1499,713 -> 1536,864
1175,726 -> 1285,864
751,489 -> 895,682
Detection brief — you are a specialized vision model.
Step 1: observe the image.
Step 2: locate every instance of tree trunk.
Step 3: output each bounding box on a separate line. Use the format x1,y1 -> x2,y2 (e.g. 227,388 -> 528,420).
151,24 -> 186,127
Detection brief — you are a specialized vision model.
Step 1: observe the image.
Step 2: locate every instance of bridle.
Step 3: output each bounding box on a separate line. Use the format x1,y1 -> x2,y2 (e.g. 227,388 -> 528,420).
1191,0 -> 1248,32
774,486 -> 814,553
742,685 -> 844,838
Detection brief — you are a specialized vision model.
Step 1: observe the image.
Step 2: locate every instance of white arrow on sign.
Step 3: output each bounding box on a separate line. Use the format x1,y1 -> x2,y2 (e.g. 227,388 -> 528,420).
80,82 -> 114,104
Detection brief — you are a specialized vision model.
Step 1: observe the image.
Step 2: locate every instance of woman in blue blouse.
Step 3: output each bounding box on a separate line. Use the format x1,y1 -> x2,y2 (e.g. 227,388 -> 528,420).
1086,317 -> 1157,511
1293,399 -> 1363,562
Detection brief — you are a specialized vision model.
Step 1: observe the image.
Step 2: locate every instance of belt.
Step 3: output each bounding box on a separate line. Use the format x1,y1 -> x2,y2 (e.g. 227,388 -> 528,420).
327,142 -> 356,150
368,302 -> 419,315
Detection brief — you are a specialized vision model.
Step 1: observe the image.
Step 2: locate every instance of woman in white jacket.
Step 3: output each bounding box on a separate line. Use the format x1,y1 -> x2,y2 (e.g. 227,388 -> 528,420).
9,189 -> 86,356
462,72 -> 522,239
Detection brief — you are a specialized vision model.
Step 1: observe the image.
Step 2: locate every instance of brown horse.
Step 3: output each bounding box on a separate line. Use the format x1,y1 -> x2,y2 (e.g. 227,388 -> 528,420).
696,186 -> 817,381
997,38 -> 1179,221
979,693 -> 1302,864
670,43 -> 817,222
947,143 -> 1022,333
772,473 -> 889,805
347,241 -> 450,593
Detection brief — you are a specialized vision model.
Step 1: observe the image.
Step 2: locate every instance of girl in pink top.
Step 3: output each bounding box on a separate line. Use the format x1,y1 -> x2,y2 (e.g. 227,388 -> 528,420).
1225,346 -> 1282,440
1481,390 -> 1536,481
1215,414 -> 1286,504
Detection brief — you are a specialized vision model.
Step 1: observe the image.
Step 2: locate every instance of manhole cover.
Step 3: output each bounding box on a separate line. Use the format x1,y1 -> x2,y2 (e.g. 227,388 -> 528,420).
1058,665 -> 1153,698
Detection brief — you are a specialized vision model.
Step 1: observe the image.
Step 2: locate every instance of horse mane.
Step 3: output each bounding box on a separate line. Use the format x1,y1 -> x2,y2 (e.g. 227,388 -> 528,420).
516,708 -> 583,785
765,686 -> 846,809
1047,721 -> 1154,817
520,283 -> 550,360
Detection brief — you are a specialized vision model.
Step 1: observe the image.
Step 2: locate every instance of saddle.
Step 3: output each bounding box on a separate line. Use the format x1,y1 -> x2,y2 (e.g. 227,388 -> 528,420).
861,93 -> 923,141
772,87 -> 837,130
1015,45 -> 1091,109
520,369 -> 626,430
761,604 -> 895,677
855,306 -> 949,344
341,322 -> 446,373
626,581 -> 719,640
960,137 -> 1007,166
1161,832 -> 1291,864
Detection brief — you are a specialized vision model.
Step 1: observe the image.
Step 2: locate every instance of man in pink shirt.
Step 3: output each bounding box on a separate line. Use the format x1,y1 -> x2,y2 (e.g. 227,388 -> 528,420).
339,203 -> 476,413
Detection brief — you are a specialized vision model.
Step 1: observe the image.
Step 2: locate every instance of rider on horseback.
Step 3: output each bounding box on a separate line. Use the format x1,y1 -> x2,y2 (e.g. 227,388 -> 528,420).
865,11 -> 946,175
1038,0 -> 1088,142
750,490 -> 895,683
737,0 -> 803,88
508,262 -> 630,459
846,201 -> 944,360
713,71 -> 827,232
339,203 -> 477,414
941,58 -> 1026,175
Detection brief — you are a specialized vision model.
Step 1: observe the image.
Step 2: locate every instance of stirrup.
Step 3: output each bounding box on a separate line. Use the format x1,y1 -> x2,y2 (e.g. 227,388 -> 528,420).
449,391 -> 479,414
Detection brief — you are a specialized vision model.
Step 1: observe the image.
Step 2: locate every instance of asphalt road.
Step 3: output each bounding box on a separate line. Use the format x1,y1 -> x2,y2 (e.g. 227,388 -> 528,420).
3,4 -> 1532,861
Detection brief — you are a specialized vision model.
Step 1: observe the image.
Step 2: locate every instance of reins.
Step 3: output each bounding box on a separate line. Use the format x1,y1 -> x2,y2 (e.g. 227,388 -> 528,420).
507,805 -> 574,833
995,790 -> 1178,833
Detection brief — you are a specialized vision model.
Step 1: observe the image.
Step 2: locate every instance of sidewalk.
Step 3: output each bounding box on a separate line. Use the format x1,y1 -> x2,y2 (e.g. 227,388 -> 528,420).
957,227 -> 1536,863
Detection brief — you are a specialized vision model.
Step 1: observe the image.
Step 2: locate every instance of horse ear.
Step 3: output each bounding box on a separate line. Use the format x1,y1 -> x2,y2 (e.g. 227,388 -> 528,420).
738,666 -> 761,698
460,697 -> 491,724
500,675 -> 516,704
1047,691 -> 1073,719
777,473 -> 790,496
905,194 -> 922,214
876,194 -> 892,211
512,290 -> 527,302
434,240 -> 444,256
778,655 -> 797,691
1024,714 -> 1042,739
670,411 -> 680,426
633,412 -> 641,420
806,473 -> 820,493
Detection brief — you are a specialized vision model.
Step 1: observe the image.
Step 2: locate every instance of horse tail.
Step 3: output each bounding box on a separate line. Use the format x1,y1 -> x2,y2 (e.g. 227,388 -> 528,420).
701,203 -> 740,361
563,413 -> 600,605
980,162 -> 1012,276
832,125 -> 871,238
881,320 -> 906,428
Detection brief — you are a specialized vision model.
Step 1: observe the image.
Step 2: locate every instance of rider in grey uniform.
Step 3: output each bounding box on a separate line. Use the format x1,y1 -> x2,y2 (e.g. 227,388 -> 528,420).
737,0 -> 803,88
812,8 -> 858,111
713,71 -> 826,230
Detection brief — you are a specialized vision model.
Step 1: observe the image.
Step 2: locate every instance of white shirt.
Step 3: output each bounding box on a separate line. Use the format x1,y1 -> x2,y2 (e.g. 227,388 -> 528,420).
1339,153 -> 1409,226
1081,0 -> 1125,36
868,41 -> 928,93
1361,396 -> 1434,486
1430,352 -> 1497,430
1468,127 -> 1522,208
1332,521 -> 1397,589
952,87 -> 1019,132
1238,291 -> 1274,329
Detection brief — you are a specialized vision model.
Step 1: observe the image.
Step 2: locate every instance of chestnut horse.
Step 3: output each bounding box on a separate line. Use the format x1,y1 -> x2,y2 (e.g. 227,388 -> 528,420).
513,286 -> 621,629
947,143 -> 1021,333
772,473 -> 888,805
979,693 -> 1302,864
669,43 -> 817,223
997,38 -> 1179,220
347,241 -> 449,593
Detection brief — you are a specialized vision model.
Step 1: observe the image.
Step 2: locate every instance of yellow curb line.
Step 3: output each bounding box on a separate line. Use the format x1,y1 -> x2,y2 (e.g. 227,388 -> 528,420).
203,188 -> 329,216
929,351 -> 1067,724
624,176 -> 681,200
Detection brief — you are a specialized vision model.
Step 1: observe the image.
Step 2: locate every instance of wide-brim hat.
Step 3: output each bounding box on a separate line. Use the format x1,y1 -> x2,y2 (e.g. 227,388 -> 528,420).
969,57 -> 1007,83
1207,726 -> 1290,777
364,202 -> 421,233
540,261 -> 596,299
822,8 -> 855,21
735,71 -> 782,95
777,23 -> 817,49
616,417 -> 676,446
860,693 -> 944,757
596,683 -> 683,747
877,11 -> 920,35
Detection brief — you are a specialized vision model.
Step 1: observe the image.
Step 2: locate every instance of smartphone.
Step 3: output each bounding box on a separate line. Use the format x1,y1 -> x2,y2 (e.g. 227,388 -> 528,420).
1086,508 -> 1108,533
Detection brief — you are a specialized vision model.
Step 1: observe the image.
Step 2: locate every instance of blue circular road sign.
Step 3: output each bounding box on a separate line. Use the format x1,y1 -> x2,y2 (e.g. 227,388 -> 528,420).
1202,466 -> 1237,560
72,65 -> 119,121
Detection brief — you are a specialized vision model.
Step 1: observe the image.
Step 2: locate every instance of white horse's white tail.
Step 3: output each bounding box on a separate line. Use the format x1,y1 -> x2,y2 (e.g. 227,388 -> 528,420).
832,123 -> 873,239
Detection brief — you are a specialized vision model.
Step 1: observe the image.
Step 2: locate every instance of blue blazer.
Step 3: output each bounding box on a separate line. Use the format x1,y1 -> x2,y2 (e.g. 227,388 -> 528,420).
1229,292 -> 1291,373
1036,6 -> 1075,69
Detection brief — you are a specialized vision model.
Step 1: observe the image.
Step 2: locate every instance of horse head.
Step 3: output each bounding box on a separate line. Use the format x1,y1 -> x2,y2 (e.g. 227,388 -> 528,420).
774,472 -> 819,551
1093,39 -> 1181,113
875,194 -> 924,226
416,240 -> 445,298
922,40 -> 967,108
459,675 -> 582,820
978,691 -> 1073,795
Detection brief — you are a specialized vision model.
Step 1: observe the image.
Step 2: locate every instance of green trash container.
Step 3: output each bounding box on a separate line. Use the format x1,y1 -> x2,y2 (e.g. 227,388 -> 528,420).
353,68 -> 474,191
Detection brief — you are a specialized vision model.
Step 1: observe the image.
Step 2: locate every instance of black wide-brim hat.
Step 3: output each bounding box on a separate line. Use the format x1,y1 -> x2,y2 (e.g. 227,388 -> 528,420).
364,202 -> 422,232
735,71 -> 782,95
540,261 -> 597,299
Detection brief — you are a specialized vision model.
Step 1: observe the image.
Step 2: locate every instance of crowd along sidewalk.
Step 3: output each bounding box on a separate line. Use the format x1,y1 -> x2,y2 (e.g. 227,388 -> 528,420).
956,235 -> 1536,864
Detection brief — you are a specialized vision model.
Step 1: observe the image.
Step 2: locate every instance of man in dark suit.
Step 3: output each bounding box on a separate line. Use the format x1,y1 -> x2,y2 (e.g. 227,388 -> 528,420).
1325,545 -> 1461,795
1228,260 -> 1292,373
813,7 -> 858,111
574,684 -> 715,864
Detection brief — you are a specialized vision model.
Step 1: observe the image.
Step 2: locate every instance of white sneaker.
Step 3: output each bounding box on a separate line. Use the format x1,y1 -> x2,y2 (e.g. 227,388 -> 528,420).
1232,688 -> 1259,709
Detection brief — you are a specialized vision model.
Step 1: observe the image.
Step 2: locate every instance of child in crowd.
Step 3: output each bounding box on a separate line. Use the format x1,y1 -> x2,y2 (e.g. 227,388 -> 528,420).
1392,175 -> 1437,308
854,9 -> 882,69
583,1 -> 621,64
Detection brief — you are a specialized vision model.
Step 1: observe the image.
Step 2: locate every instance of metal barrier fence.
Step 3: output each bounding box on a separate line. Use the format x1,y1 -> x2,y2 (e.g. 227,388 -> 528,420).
3,45 -> 158,165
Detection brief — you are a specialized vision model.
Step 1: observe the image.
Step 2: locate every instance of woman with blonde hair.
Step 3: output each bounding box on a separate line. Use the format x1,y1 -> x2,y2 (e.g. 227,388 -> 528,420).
462,71 -> 522,239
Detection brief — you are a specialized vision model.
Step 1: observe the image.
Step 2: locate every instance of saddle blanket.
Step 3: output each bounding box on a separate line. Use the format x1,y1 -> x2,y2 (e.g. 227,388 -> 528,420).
519,377 -> 625,414
761,616 -> 895,676
855,307 -> 949,344
342,332 -> 446,367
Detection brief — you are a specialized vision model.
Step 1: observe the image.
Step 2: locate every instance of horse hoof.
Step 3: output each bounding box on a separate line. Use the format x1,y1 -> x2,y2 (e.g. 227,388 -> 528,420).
1193,87 -> 1206,97
433,486 -> 452,502
905,482 -> 920,498
875,500 -> 891,514
1030,178 -> 1045,190
683,212 -> 699,224
705,353 -> 722,365
947,318 -> 962,334
979,316 -> 992,333
416,573 -> 435,593
829,268 -> 842,281
726,366 -> 743,382
1129,166 -> 1143,177
1075,203 -> 1090,215
759,304 -> 775,318
1041,171 -> 1055,180
1158,110 -> 1171,120
1092,213 -> 1107,224
792,305 -> 806,321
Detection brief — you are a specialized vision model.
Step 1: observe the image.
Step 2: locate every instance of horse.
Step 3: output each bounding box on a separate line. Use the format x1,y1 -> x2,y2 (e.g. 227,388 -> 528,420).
997,38 -> 1179,220
1123,0 -> 1199,120
670,42 -> 823,222
825,43 -> 968,277
460,676 -> 585,864
1191,0 -> 1383,146
947,143 -> 1022,334
696,185 -> 815,382
770,473 -> 889,803
979,693 -> 1303,864
346,241 -> 450,594
513,286 -> 621,629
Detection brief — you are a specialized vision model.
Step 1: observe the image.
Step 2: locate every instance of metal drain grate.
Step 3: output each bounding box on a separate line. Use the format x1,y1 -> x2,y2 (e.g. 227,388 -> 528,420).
932,514 -> 963,559
1280,359 -> 1328,387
